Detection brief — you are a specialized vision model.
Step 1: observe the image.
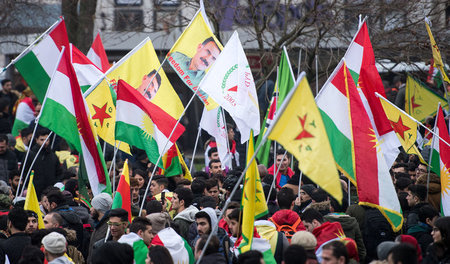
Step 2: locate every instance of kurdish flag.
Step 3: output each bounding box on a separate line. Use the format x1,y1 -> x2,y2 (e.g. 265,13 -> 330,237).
115,80 -> 185,169
87,32 -> 110,73
256,47 -> 296,166
430,105 -> 450,216
38,48 -> 110,196
71,44 -> 104,93
379,96 -> 426,163
161,144 -> 182,177
112,159 -> 132,222
240,131 -> 268,252
405,75 -> 448,123
15,19 -> 69,103
24,172 -> 45,229
425,18 -> 449,83
268,73 -> 342,203
151,227 -> 194,264
344,61 -> 403,231
11,97 -> 35,137
344,21 -> 400,169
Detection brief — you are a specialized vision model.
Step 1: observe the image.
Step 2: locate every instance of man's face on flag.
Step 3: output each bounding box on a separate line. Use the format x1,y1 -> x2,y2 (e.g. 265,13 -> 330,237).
190,40 -> 220,71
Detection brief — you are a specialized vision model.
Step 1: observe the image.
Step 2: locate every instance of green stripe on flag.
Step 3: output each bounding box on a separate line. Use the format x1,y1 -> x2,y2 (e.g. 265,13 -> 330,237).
11,119 -> 29,137
183,238 -> 195,264
348,69 -> 359,86
15,52 -> 51,103
111,192 -> 123,209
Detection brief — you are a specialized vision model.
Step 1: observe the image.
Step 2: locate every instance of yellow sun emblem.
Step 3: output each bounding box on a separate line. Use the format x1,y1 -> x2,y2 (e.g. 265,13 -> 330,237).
140,114 -> 154,140
440,165 -> 450,196
368,128 -> 382,153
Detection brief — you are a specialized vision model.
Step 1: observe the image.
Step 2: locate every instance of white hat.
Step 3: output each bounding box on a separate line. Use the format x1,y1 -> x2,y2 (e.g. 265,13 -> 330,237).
42,232 -> 66,254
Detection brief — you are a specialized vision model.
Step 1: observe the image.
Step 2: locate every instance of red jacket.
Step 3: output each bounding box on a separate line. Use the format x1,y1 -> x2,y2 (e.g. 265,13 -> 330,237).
269,209 -> 306,231
267,165 -> 294,189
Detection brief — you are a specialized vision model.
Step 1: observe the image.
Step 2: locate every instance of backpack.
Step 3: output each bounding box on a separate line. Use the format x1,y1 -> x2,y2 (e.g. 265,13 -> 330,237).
269,217 -> 301,243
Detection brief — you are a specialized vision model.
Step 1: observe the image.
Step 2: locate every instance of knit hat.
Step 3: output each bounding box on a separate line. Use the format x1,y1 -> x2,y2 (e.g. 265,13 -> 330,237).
0,180 -> 10,195
301,184 -> 315,197
146,212 -> 170,233
291,231 -> 317,250
42,232 -> 67,254
91,193 -> 113,213
0,194 -> 11,209
377,241 -> 397,260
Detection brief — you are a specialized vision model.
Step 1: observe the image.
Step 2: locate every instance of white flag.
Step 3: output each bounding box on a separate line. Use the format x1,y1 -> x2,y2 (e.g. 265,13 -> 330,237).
200,31 -> 260,143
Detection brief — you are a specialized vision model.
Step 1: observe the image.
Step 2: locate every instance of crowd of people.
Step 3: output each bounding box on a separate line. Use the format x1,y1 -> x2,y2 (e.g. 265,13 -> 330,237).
0,76 -> 450,264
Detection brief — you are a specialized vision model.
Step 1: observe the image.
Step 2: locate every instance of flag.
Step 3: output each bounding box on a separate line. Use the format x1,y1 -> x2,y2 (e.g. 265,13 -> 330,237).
379,96 -> 426,163
240,132 -> 268,252
87,32 -> 110,73
430,105 -> 450,216
38,49 -> 110,196
344,61 -> 403,231
115,80 -> 185,170
151,227 -> 194,264
24,172 -> 45,229
11,97 -> 35,136
71,44 -> 104,93
233,233 -> 276,264
344,21 -> 400,168
161,144 -> 182,177
268,73 -> 343,202
201,31 -> 260,143
405,75 -> 448,123
316,60 -> 355,183
14,19 -> 69,103
256,47 -> 296,166
166,6 -> 222,110
85,38 -> 183,153
425,18 -> 449,83
112,159 -> 132,222
200,106 -> 229,168
117,233 -> 148,264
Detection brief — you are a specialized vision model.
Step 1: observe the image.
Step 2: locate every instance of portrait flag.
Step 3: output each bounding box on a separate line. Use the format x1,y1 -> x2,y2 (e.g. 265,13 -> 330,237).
268,72 -> 343,203
166,6 -> 223,110
200,31 -> 260,143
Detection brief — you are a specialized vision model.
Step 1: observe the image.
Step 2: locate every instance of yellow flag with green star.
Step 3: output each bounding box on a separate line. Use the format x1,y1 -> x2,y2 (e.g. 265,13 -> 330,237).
240,131 -> 268,252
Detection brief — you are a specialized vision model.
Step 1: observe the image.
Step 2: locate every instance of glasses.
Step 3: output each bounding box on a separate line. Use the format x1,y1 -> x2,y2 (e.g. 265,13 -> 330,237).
107,221 -> 125,226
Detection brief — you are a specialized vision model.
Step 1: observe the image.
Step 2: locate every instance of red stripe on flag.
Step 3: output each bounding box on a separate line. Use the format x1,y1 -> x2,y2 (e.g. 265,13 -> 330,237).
71,44 -> 103,72
49,20 -> 69,52
330,64 -> 347,96
116,80 -> 185,143
91,33 -> 110,72
437,106 -> 450,163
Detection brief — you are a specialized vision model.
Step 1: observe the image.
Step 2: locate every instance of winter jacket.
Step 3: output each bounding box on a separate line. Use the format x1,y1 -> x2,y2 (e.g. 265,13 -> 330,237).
267,165 -> 295,189
87,211 -> 109,264
53,205 -> 84,249
406,202 -> 429,232
49,256 -> 73,264
417,174 -> 441,212
173,205 -> 199,240
198,252 -> 227,264
269,209 -> 306,231
255,220 -> 289,264
118,232 -> 148,264
424,242 -> 450,264
0,232 -> 31,264
408,222 -> 434,257
324,213 -> 366,262
0,149 -> 17,182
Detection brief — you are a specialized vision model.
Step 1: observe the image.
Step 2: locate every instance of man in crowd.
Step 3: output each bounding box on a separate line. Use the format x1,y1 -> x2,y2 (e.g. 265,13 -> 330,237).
0,207 -> 31,264
172,187 -> 198,240
118,217 -> 154,264
42,232 -> 72,264
88,193 -> 113,263
268,150 -> 294,189
25,210 -> 39,234
43,212 -> 63,229
0,134 -> 17,183
321,240 -> 349,264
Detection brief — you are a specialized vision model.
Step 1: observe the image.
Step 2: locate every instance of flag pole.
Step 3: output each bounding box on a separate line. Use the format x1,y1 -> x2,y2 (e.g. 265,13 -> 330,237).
426,103 -> 440,201
315,54 -> 319,95
297,171 -> 303,199
221,107 -> 232,169
20,132 -> 54,196
1,18 -> 62,74
139,92 -> 198,215
189,125 -> 202,173
197,72 -> 306,264
297,49 -> 302,78
16,47 -> 65,198
266,150 -> 287,205
375,93 -> 450,148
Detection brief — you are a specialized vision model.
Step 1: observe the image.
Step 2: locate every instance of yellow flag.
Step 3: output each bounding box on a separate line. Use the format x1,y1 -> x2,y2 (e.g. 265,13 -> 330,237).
240,131 -> 268,252
268,74 -> 342,202
24,172 -> 45,229
425,19 -> 449,83
379,97 -> 426,163
405,75 -> 448,122
86,39 -> 184,154
177,145 -> 192,181
166,9 -> 223,110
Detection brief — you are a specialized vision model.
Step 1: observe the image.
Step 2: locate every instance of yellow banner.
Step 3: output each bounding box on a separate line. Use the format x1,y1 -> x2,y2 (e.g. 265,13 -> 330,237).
425,20 -> 449,83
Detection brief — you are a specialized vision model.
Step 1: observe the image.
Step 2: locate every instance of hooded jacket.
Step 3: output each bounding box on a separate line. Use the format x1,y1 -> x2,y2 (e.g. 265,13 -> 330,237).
267,165 -> 295,189
416,174 -> 441,212
118,232 -> 148,264
269,209 -> 306,231
174,204 -> 199,240
255,220 -> 289,264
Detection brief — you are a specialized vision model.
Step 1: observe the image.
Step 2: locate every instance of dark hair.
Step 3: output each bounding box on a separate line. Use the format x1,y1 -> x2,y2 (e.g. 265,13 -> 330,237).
301,208 -> 324,224
393,163 -> 408,170
173,187 -> 194,207
310,188 -> 328,202
35,128 -> 51,138
195,211 -> 212,228
263,184 -> 277,202
152,175 -> 169,189
0,134 -> 7,144
395,177 -> 412,190
227,202 -> 240,211
46,190 -> 66,208
201,37 -> 219,50
92,241 -> 134,264
283,244 -> 307,264
146,200 -> 163,214
323,240 -> 349,264
388,243 -> 417,264
408,185 -> 427,202
237,250 -> 263,264
1,79 -> 11,86
208,159 -> 221,169
64,179 -> 78,198
207,147 -> 218,158
277,187 -> 295,209
196,234 -> 219,256
20,127 -> 33,138
191,178 -> 206,195
176,179 -> 191,188
148,245 -> 173,264
211,173 -> 224,184
18,245 -> 45,264
193,171 -> 209,180
8,169 -> 19,180
418,205 -> 439,224
109,208 -> 129,222
25,210 -> 38,219
133,169 -> 146,178
129,177 -> 139,188
434,216 -> 450,249
129,217 -> 151,234
276,149 -> 289,157
8,207 -> 28,231
199,196 -> 216,209
228,208 -> 240,221
147,70 -> 162,87
41,186 -> 60,200
205,178 -> 219,191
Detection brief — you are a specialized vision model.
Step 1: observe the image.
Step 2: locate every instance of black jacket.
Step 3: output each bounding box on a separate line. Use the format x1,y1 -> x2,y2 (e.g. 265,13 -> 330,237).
0,232 -> 31,264
0,149 -> 17,182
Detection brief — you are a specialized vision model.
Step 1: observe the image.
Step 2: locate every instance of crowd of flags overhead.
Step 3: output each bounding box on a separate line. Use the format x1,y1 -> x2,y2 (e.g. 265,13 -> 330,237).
8,1 -> 450,255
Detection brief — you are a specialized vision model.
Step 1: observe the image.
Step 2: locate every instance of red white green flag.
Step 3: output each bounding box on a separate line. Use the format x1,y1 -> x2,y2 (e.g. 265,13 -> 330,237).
112,159 -> 132,222
87,32 -> 110,73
